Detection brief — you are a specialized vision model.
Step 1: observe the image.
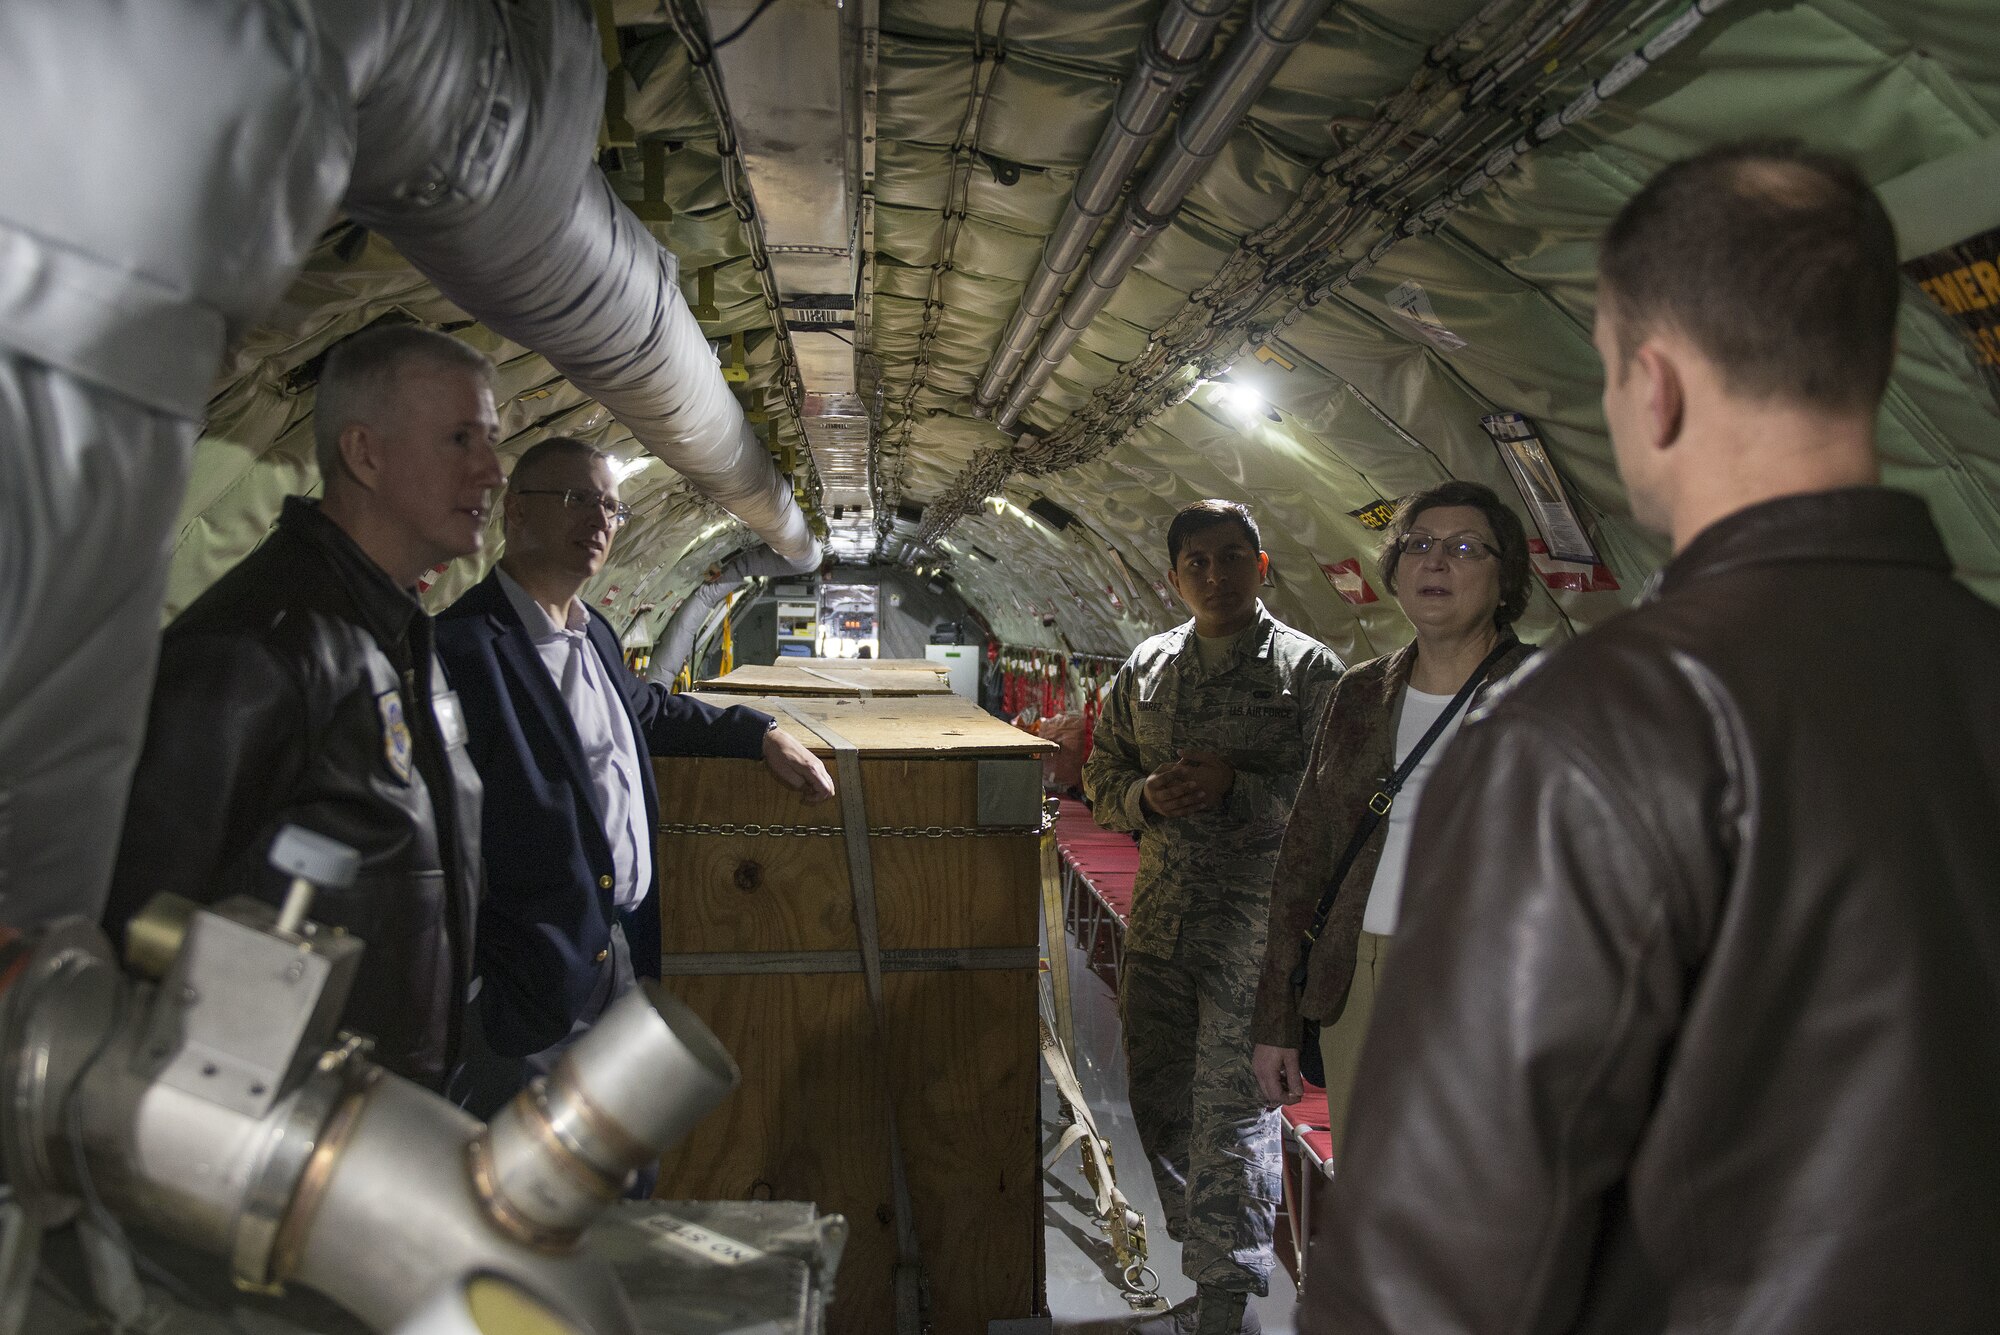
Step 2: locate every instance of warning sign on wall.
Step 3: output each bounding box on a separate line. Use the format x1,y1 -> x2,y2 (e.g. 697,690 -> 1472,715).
1908,225 -> 2000,369
1527,539 -> 1620,593
1320,558 -> 1379,605
1348,498 -> 1397,531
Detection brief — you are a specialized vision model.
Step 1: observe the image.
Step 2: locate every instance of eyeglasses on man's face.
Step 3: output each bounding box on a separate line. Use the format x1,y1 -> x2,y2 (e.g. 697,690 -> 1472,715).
1396,531 -> 1500,562
513,488 -> 633,527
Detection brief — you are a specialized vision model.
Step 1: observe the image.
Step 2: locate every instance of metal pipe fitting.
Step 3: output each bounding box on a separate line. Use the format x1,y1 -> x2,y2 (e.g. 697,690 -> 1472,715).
0,911 -> 741,1335
471,986 -> 738,1249
284,1077 -> 640,1335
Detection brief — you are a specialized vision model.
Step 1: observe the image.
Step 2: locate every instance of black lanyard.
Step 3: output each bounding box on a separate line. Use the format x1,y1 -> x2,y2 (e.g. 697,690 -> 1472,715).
1293,638 -> 1515,975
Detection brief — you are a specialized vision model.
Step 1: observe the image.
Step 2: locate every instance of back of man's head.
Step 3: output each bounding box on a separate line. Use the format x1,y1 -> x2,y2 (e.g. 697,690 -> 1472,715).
312,326 -> 497,486
508,435 -> 608,493
1599,140 -> 1899,415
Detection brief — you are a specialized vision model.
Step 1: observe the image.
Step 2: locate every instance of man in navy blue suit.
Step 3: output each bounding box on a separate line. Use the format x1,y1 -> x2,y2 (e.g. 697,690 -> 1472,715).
438,435 -> 833,1117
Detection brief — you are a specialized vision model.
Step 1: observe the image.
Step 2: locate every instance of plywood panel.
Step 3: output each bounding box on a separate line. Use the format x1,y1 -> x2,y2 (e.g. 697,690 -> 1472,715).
698,663 -> 953,696
687,692 -> 1053,757
657,755 -> 1040,960
657,970 -> 1039,1335
659,756 -> 857,954
789,657 -> 950,674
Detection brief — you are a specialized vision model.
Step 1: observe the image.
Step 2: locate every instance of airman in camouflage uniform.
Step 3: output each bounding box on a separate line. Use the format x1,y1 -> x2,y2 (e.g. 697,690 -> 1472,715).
1083,501 -> 1340,1332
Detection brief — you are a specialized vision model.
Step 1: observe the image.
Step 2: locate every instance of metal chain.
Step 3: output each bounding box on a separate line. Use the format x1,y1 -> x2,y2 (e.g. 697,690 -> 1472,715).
661,798 -> 1058,841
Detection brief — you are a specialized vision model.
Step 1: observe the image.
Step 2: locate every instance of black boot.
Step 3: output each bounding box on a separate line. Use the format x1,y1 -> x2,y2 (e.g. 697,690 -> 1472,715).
1193,1286 -> 1262,1335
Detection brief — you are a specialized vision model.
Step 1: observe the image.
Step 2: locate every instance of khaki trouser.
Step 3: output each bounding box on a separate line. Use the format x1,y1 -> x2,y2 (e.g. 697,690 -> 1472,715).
1317,930 -> 1391,1160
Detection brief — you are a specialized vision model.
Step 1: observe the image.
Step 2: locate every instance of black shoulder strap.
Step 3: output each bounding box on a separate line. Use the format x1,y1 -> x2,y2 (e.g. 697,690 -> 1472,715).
1292,639 -> 1515,982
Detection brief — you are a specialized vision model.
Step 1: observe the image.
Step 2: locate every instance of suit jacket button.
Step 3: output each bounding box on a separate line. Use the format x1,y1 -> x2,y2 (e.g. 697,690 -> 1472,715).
598,874 -> 613,890
595,948 -> 609,963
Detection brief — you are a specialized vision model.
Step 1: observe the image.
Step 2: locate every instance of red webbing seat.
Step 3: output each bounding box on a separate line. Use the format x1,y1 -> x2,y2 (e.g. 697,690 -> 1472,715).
1278,1081 -> 1336,1286
1052,797 -> 1139,986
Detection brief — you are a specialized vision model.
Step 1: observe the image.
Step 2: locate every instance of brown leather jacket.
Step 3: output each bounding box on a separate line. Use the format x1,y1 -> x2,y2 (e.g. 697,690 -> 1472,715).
1251,636 -> 1534,1049
1301,488 -> 2000,1334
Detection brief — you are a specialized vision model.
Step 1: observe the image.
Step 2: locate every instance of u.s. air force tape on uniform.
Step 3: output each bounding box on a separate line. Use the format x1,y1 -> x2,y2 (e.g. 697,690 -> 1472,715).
638,1214 -> 770,1266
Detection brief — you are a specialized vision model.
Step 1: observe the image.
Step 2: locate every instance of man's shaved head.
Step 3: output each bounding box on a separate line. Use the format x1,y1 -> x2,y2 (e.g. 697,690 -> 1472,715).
1598,140 -> 1899,414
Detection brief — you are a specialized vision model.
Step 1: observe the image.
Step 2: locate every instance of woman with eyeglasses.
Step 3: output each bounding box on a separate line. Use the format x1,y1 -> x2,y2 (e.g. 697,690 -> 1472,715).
1249,479 -> 1537,1151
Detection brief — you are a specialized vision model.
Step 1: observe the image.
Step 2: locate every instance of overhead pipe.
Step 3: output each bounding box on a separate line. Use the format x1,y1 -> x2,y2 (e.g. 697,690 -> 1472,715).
647,545 -> 803,684
994,0 -> 1334,431
333,0 -> 823,571
973,0 -> 1237,411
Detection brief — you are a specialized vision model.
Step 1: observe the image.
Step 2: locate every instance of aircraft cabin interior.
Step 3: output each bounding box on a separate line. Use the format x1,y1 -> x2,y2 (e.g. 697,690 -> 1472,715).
2,0 -> 1997,1332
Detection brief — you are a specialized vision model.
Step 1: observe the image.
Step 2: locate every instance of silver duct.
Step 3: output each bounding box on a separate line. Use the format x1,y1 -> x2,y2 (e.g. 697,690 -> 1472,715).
648,546 -> 804,684
0,0 -> 821,574
993,0 -> 1333,431
973,0 -> 1237,412
338,0 -> 822,570
0,0 -> 823,930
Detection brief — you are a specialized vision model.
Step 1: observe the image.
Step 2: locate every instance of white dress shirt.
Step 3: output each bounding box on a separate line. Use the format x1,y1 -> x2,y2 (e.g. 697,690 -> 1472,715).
1362,685 -> 1464,936
497,568 -> 652,911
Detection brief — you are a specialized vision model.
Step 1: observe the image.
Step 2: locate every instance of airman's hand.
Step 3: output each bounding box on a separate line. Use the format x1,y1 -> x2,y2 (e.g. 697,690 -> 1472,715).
1140,760 -> 1202,818
1173,750 -> 1235,813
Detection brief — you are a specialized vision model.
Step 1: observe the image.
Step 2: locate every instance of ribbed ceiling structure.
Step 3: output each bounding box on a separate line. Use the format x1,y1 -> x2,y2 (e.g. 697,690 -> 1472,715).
176,0 -> 2000,666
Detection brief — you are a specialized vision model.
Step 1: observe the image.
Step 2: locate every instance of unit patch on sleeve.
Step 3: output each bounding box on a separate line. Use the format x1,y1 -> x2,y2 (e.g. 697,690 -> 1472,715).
377,690 -> 413,784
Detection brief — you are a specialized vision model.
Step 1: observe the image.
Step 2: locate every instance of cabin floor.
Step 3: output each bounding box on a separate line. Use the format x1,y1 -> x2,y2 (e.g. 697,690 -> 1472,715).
1042,923 -> 1299,1334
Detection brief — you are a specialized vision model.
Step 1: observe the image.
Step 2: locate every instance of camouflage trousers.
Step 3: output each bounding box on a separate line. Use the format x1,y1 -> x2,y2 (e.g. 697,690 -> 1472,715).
1119,905 -> 1279,1293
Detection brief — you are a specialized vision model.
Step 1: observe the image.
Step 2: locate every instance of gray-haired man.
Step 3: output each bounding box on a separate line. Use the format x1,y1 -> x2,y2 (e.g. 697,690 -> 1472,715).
105,326 -> 503,1090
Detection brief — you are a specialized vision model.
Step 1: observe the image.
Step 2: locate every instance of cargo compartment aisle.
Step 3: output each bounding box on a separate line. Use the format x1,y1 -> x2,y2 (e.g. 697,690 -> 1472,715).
1043,901 -> 1300,1332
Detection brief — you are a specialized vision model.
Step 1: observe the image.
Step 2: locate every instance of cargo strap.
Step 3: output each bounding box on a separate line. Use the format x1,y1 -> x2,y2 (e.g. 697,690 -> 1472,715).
796,666 -> 875,695
773,702 -> 928,1335
658,946 -> 1038,976
1036,972 -> 1161,1311
1038,820 -> 1076,1061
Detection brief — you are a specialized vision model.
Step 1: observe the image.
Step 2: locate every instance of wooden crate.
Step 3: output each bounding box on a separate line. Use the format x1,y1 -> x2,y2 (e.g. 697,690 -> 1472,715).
697,662 -> 953,697
655,694 -> 1053,1335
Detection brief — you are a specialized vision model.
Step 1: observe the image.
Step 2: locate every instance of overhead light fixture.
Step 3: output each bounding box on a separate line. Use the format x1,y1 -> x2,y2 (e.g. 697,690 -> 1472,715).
1213,379 -> 1278,423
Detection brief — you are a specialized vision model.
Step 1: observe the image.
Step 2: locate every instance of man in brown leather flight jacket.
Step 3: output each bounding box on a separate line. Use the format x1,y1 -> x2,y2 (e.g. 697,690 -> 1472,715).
1301,142 -> 2000,1332
105,327 -> 503,1091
